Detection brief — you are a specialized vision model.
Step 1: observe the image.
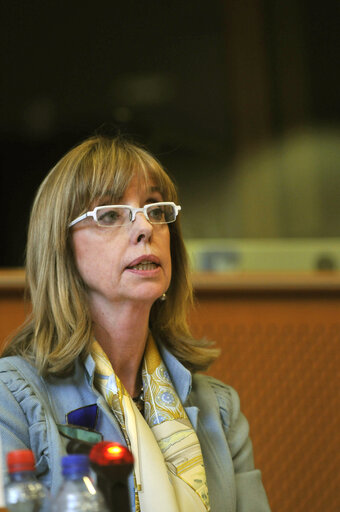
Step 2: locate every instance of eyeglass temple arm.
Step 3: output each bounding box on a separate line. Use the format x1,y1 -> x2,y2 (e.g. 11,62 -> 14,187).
69,212 -> 93,227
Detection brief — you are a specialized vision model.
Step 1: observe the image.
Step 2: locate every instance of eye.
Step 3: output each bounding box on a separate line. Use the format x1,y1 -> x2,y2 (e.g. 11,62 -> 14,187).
148,204 -> 165,222
97,207 -> 123,226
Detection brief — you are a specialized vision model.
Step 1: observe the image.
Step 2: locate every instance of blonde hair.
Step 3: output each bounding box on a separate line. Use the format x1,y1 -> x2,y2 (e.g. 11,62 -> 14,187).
3,135 -> 218,375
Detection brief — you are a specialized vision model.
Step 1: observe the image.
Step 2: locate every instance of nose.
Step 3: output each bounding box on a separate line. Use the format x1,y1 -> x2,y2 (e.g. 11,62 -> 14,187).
131,210 -> 153,243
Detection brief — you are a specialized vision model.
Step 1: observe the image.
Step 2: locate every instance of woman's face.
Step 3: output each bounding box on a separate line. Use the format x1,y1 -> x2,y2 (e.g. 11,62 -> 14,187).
71,174 -> 172,312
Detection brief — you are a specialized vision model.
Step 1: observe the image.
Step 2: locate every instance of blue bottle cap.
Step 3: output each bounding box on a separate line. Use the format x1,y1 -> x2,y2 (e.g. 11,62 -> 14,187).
61,454 -> 90,477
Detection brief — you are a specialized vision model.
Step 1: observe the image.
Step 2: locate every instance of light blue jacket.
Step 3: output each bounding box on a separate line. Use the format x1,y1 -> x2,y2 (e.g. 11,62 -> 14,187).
0,344 -> 271,511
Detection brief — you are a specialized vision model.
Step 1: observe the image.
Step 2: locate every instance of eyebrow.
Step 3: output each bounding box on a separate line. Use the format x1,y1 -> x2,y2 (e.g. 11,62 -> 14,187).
93,185 -> 163,208
146,185 -> 164,202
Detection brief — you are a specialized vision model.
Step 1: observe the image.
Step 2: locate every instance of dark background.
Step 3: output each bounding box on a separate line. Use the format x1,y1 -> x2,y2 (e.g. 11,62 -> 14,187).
1,0 -> 339,266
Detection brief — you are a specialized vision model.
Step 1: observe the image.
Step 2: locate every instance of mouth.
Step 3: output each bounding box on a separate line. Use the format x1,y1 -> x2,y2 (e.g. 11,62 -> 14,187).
126,255 -> 161,271
128,260 -> 160,271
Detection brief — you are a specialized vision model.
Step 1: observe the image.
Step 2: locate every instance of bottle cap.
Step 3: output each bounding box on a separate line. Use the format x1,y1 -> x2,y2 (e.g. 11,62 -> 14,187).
7,450 -> 35,473
61,454 -> 90,477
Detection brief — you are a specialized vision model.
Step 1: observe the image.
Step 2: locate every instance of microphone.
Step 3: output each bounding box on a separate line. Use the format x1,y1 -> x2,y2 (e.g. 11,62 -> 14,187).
89,442 -> 133,512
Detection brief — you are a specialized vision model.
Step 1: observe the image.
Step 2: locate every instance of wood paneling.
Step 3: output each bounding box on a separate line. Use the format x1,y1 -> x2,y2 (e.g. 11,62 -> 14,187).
189,290 -> 340,512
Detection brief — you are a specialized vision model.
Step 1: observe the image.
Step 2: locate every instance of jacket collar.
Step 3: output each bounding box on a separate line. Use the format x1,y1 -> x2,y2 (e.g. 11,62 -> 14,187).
158,343 -> 192,405
83,351 -> 96,384
152,343 -> 199,430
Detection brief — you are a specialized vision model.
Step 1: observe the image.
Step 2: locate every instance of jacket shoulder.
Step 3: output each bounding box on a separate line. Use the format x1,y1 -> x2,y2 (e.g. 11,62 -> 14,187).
0,355 -> 36,372
0,356 -> 53,479
0,356 -> 43,393
191,373 -> 241,433
0,356 -> 51,426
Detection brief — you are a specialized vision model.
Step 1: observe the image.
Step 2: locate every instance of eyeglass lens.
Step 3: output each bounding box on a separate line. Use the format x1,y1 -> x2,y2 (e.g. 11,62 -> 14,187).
96,203 -> 176,227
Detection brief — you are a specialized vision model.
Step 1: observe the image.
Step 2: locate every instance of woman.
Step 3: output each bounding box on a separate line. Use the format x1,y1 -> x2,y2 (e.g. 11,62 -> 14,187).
0,135 -> 270,511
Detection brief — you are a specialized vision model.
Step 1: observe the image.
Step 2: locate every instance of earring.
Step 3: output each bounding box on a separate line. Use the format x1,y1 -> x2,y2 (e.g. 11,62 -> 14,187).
160,293 -> 167,301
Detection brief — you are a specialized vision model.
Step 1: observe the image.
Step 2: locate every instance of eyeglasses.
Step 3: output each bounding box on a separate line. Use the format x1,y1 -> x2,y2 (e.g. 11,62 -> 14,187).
69,202 -> 181,228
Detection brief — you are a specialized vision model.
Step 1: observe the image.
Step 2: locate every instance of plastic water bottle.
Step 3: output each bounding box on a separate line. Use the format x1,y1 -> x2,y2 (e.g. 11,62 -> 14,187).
51,454 -> 108,512
5,449 -> 48,512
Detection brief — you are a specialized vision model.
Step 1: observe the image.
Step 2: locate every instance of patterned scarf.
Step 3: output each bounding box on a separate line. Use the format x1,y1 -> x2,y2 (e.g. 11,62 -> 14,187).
91,333 -> 210,512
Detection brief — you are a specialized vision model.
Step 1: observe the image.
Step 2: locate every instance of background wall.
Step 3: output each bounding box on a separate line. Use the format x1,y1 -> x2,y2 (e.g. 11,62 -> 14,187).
1,0 -> 339,267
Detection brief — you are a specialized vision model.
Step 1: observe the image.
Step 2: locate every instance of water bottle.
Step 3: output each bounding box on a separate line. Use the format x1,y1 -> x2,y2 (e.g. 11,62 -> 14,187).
51,454 -> 107,512
5,449 -> 48,512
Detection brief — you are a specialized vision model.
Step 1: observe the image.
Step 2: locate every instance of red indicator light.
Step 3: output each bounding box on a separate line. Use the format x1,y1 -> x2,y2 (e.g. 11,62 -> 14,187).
89,442 -> 134,466
107,446 -> 123,458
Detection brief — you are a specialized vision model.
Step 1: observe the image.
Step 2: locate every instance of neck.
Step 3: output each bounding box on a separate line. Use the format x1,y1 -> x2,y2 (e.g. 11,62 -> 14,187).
90,298 -> 151,397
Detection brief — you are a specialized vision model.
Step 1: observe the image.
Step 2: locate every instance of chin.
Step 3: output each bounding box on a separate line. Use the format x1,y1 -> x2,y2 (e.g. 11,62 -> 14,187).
131,286 -> 166,305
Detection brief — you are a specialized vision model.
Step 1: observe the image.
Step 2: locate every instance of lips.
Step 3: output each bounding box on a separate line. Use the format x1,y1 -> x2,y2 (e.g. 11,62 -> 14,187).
126,254 -> 161,271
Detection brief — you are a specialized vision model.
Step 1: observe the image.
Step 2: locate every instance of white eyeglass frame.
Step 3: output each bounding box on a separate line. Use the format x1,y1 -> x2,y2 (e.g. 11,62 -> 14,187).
69,202 -> 181,228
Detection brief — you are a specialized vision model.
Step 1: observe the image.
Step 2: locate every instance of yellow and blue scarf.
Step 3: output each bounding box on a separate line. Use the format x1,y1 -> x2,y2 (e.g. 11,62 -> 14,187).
91,333 -> 210,512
